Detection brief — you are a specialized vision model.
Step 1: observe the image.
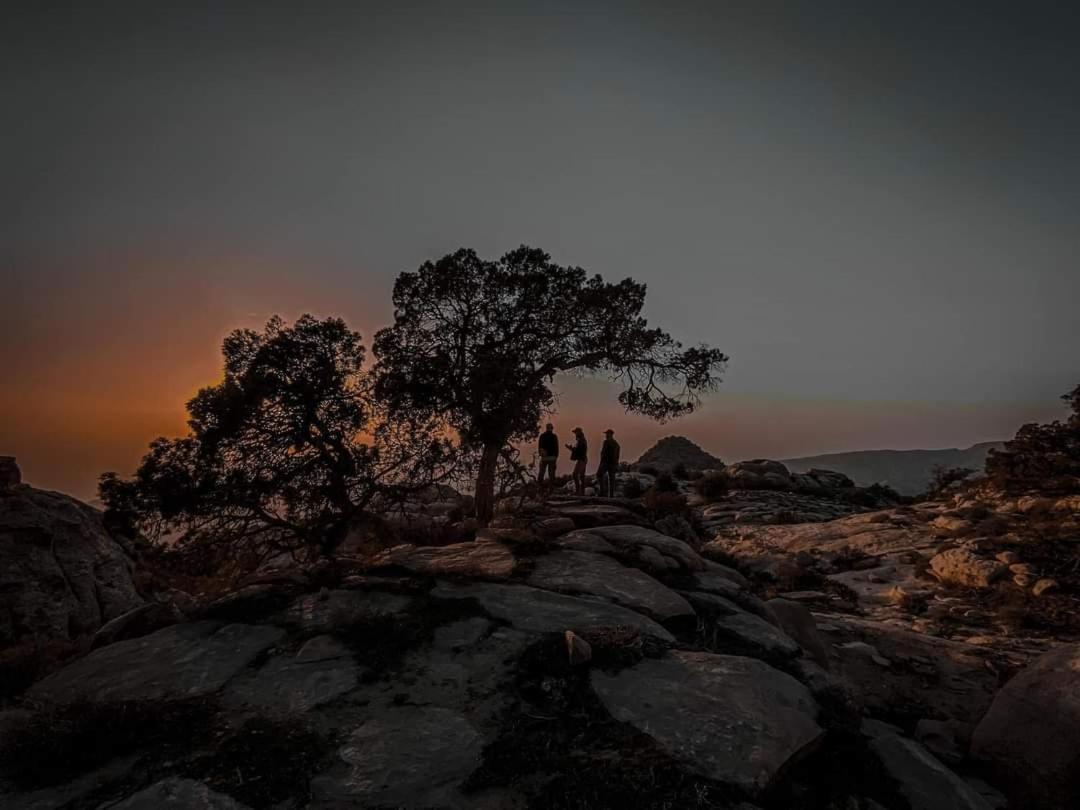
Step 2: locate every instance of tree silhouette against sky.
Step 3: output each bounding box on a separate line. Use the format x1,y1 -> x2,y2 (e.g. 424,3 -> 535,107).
374,246 -> 728,524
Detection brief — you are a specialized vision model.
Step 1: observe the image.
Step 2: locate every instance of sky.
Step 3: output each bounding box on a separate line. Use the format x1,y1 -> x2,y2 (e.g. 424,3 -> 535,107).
2,1 -> 1078,499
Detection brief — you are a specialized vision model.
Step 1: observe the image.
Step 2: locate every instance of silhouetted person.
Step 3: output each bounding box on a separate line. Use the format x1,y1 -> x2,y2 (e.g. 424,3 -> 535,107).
596,428 -> 620,496
567,427 -> 588,495
537,423 -> 559,491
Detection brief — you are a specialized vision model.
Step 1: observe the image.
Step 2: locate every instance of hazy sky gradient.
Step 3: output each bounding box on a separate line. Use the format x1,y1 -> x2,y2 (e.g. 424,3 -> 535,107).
2,1 -> 1078,497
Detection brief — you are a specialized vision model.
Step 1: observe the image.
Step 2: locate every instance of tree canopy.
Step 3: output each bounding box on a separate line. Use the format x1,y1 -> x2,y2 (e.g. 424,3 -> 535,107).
373,246 -> 728,522
985,382 -> 1080,495
100,315 -> 457,561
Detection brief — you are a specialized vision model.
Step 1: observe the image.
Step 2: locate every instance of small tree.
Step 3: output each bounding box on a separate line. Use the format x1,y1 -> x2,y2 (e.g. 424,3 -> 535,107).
373,246 -> 728,524
925,464 -> 976,499
986,382 -> 1080,495
100,315 -> 457,562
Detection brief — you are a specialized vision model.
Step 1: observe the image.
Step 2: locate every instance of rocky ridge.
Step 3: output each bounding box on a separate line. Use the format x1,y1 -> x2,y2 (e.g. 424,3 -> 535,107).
2,463 -> 1078,808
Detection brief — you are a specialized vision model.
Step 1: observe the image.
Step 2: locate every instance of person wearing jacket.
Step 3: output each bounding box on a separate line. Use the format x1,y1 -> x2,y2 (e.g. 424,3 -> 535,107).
566,427 -> 588,495
537,423 -> 559,491
596,428 -> 620,497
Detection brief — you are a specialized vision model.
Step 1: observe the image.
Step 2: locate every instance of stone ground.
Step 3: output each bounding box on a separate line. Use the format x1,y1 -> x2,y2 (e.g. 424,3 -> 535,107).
2,480 -> 1078,808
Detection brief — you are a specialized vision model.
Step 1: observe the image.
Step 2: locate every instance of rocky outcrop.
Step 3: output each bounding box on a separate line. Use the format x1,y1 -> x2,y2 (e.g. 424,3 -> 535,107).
635,435 -> 724,471
928,549 -> 1006,589
863,720 -> 991,810
0,484 -> 144,646
28,621 -> 285,704
971,644 -> 1080,809
0,457 -> 21,490
103,778 -> 251,809
591,651 -> 822,796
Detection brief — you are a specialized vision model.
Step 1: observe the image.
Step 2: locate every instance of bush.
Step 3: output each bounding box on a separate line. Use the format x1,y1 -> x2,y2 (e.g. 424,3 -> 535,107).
620,477 -> 645,500
638,465 -> 660,477
653,472 -> 679,493
643,489 -> 688,516
693,471 -> 729,503
985,382 -> 1080,495
671,462 -> 689,480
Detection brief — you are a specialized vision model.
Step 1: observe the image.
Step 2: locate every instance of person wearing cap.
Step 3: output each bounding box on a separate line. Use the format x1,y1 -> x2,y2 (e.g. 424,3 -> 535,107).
537,423 -> 559,491
596,428 -> 620,497
566,427 -> 588,495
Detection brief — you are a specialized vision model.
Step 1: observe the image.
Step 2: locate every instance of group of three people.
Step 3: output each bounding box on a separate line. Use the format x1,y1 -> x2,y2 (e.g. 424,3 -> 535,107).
537,424 -> 621,496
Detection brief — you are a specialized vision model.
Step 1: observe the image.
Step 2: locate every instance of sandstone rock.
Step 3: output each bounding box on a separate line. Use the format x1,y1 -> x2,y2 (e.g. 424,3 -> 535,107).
1031,578 -> 1058,597
591,650 -> 822,795
971,643 -> 1080,809
994,550 -> 1021,565
533,516 -> 576,536
558,525 -> 705,573
223,635 -> 361,713
526,550 -> 694,620
310,706 -> 482,808
564,630 -> 592,665
431,581 -> 675,642
711,610 -> 800,660
1015,496 -> 1054,515
863,719 -> 991,810
550,503 -> 646,528
930,515 -> 974,537
914,718 -> 971,765
0,486 -> 144,646
280,589 -> 412,632
29,621 -> 284,704
100,777 -> 251,809
371,540 -> 515,579
90,601 -> 182,649
690,571 -> 767,616
928,549 -> 1006,589
765,598 -> 829,669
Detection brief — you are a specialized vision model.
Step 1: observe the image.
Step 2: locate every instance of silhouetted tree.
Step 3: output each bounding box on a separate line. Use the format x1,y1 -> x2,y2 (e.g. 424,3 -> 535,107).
373,246 -> 728,523
985,382 -> 1080,495
925,464 -> 976,499
100,315 -> 456,561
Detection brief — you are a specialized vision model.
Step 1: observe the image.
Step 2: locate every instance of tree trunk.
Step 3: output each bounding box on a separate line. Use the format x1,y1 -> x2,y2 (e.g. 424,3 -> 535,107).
474,442 -> 501,527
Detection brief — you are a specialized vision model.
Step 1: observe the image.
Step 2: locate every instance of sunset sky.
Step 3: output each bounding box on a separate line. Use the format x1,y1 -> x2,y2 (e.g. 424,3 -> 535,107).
3,1 -> 1078,499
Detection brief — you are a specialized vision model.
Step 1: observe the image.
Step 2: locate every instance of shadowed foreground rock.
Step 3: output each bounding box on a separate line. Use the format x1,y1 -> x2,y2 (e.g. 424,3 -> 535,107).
0,484 -> 144,646
971,643 -> 1080,809
28,621 -> 285,703
591,650 -> 822,796
101,777 -> 251,809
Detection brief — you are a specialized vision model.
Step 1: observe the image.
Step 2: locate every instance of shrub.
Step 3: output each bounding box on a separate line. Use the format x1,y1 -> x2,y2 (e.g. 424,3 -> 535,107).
671,462 -> 689,480
653,472 -> 679,493
693,471 -> 729,502
985,382 -> 1080,495
638,465 -> 660,477
620,477 -> 645,500
643,489 -> 688,516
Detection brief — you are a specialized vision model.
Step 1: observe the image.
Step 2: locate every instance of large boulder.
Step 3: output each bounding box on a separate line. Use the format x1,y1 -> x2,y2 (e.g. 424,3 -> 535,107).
0,485 -> 144,646
101,778 -> 251,809
28,621 -> 284,704
310,706 -> 482,808
591,650 -> 822,796
431,581 -> 675,642
370,538 -> 515,580
863,720 -> 991,810
557,525 -> 706,573
726,460 -> 795,491
526,550 -> 694,620
971,644 -> 1080,809
928,549 -> 1007,589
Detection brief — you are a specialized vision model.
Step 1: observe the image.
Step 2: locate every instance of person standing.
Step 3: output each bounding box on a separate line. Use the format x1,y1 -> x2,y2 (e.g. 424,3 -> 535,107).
596,428 -> 620,496
537,423 -> 559,491
566,427 -> 588,495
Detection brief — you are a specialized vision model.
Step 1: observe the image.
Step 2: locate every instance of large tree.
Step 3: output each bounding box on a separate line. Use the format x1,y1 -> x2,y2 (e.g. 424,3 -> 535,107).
100,315 -> 456,562
373,246 -> 728,523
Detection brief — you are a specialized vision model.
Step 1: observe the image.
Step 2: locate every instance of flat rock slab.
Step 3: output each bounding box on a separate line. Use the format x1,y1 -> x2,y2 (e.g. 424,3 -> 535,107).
690,572 -> 767,616
310,706 -> 482,808
223,635 -> 361,713
711,609 -> 801,660
371,540 -> 515,579
558,525 -> 705,573
431,581 -> 675,642
863,720 -> 990,810
99,778 -> 251,809
279,589 -> 412,632
29,621 -> 284,704
550,503 -> 647,528
527,550 -> 693,620
591,650 -> 822,795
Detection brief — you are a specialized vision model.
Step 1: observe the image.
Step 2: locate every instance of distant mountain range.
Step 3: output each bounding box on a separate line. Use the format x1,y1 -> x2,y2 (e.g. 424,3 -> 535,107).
782,442 -> 1004,496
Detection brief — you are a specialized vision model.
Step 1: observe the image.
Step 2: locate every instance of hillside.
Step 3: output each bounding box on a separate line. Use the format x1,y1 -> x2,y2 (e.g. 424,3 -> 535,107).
783,441 -> 1004,495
